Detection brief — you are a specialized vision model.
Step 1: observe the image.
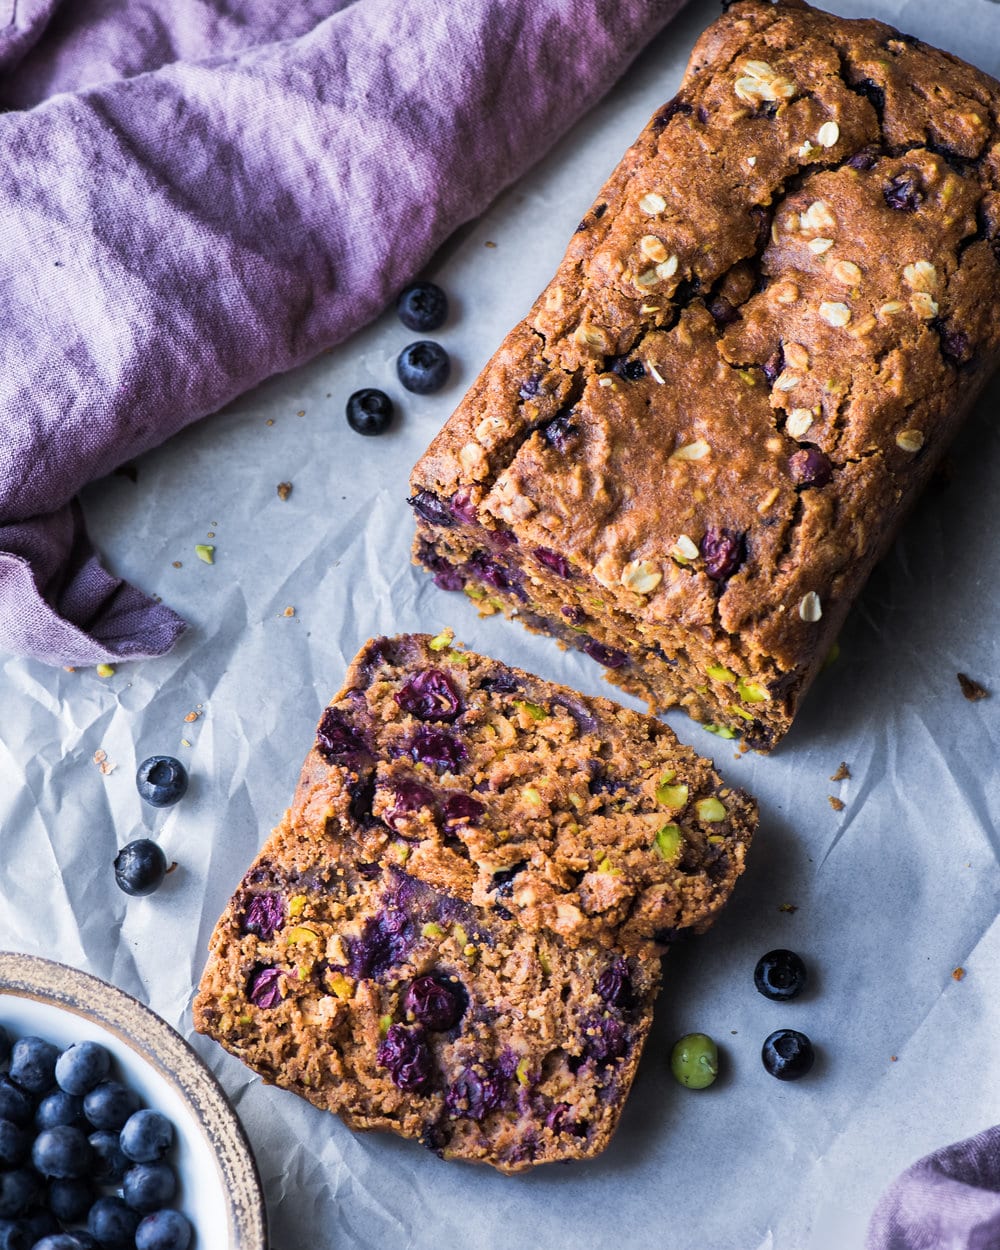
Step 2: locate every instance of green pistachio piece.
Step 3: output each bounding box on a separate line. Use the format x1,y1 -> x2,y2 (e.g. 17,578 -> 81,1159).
729,704 -> 755,722
656,782 -> 689,810
95,663 -> 115,678
737,678 -> 769,703
428,629 -> 454,651
516,1057 -> 532,1087
464,584 -> 485,601
696,796 -> 727,822
513,699 -> 548,721
706,664 -> 737,683
421,921 -> 443,939
703,723 -> 737,739
378,1014 -> 393,1038
653,823 -> 683,861
195,544 -> 215,564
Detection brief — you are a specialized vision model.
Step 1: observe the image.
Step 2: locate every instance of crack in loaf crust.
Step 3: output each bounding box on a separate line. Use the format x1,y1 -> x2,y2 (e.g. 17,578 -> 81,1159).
194,634 -> 754,1170
408,0 -> 1000,750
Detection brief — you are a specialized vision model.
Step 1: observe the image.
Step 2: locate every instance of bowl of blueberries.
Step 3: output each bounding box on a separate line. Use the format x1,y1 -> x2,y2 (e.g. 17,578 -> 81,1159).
0,953 -> 266,1250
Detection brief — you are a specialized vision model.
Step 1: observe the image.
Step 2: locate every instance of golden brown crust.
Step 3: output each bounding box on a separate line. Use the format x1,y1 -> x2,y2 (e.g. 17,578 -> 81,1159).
410,0 -> 1000,748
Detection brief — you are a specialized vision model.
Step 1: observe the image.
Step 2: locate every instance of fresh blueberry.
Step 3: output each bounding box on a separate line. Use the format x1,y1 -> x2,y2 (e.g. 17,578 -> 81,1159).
376,1025 -> 433,1092
54,1043 -> 112,1098
82,1081 -> 142,1132
135,755 -> 188,807
30,1237 -> 86,1250
396,340 -> 450,394
122,1162 -> 177,1214
120,1110 -> 173,1164
36,1090 -> 85,1131
113,840 -> 168,897
87,1196 -> 140,1250
48,1177 -> 94,1223
754,949 -> 808,1001
20,1210 -> 61,1242
404,976 -> 465,1032
32,1126 -> 93,1179
10,1036 -> 58,1095
135,1208 -> 193,1250
0,1120 -> 28,1166
761,1028 -> 815,1080
345,388 -> 394,437
87,1130 -> 130,1183
0,1221 -> 29,1250
0,1169 -> 41,1219
396,281 -> 448,333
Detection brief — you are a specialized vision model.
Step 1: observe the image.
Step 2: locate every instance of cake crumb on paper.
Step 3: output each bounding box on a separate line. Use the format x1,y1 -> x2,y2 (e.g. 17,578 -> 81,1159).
184,711 -> 200,724
829,761 -> 851,781
93,749 -> 116,776
828,795 -> 845,812
283,606 -> 296,617
277,482 -> 292,500
957,673 -> 988,701
952,966 -> 966,981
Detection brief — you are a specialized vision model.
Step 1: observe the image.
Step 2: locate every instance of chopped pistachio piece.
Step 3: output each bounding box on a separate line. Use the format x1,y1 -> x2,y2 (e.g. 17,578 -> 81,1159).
516,1057 -> 532,1087
195,544 -> 215,564
523,786 -> 543,806
378,1014 -> 393,1038
95,663 -> 116,679
729,703 -> 755,722
696,797 -> 728,822
513,699 -> 548,722
328,973 -> 353,1000
421,921 -> 443,939
596,857 -> 619,876
464,584 -> 486,601
428,628 -> 455,651
737,677 -> 770,703
703,723 -> 737,739
288,894 -> 307,918
706,664 -> 736,683
706,834 -> 726,845
286,925 -> 320,945
653,823 -> 683,862
657,782 -> 689,810
453,924 -> 468,948
538,950 -> 552,975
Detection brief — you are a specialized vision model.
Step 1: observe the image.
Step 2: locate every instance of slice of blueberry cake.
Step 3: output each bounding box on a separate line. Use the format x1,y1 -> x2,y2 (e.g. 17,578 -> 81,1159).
192,809 -> 661,1171
293,633 -> 756,952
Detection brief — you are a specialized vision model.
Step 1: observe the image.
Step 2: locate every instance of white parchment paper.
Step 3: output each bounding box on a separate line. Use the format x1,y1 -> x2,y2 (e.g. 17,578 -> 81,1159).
2,2 -> 1000,1246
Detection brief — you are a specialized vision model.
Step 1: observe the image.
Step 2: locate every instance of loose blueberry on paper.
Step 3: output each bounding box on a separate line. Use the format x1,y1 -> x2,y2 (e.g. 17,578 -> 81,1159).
346,388 -> 394,436
396,281 -> 448,332
114,840 -> 168,897
0,1027 -> 193,1247
754,949 -> 808,1001
761,1029 -> 815,1081
397,340 -> 450,393
135,756 -> 188,808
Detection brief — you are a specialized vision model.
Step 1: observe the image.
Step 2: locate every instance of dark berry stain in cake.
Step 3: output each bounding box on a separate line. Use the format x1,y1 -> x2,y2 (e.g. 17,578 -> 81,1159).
519,374 -> 543,400
376,1025 -> 434,1092
348,771 -> 379,828
491,862 -> 527,898
539,415 -> 579,453
316,708 -> 369,761
441,792 -> 485,831
449,489 -> 478,525
846,145 -> 880,171
884,171 -> 924,212
247,966 -> 284,1009
407,726 -> 468,772
383,778 -> 436,832
348,908 -> 414,980
405,976 -> 467,1031
933,320 -> 974,367
533,546 -> 573,578
651,95 -> 693,132
408,488 -> 456,529
582,638 -> 628,670
762,346 -> 784,386
700,527 -> 745,581
395,669 -> 462,721
480,668 -> 521,695
469,550 -> 522,594
584,1016 -> 627,1066
789,448 -> 832,488
595,959 -> 633,1011
560,604 -> 586,625
446,1062 -> 509,1120
241,893 -> 286,941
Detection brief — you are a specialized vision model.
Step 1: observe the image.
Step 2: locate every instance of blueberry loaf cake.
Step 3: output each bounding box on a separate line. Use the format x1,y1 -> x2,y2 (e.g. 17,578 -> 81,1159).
293,632 -> 756,952
193,793 -> 662,1172
409,0 -> 1000,749
194,634 -> 755,1170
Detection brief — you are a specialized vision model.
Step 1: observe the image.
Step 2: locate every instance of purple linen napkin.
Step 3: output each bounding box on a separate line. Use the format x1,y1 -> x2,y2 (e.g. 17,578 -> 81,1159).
867,1127 -> 1000,1250
0,0 -> 686,667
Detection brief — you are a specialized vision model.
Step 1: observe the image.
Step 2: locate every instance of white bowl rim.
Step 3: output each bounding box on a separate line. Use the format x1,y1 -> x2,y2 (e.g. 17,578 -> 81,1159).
0,950 -> 268,1250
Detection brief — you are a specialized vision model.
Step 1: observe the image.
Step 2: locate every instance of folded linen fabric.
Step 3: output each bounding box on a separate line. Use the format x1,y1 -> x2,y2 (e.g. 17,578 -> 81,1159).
0,0 -> 685,667
867,1126 -> 1000,1250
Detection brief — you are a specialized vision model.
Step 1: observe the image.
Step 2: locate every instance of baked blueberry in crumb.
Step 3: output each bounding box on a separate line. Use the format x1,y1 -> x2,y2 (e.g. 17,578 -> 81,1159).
395,669 -> 462,721
247,966 -> 285,1009
376,1026 -> 433,1091
700,528 -> 745,581
884,171 -> 924,212
241,892 -> 286,940
408,489 -> 456,528
533,547 -> 573,578
789,448 -> 832,488
407,727 -> 467,772
316,708 -> 369,760
404,976 -> 466,1031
